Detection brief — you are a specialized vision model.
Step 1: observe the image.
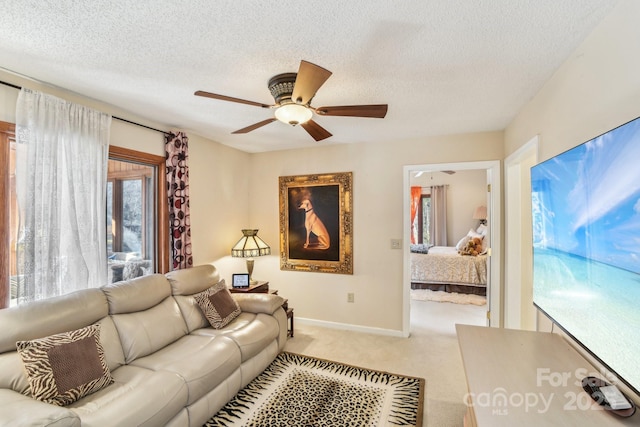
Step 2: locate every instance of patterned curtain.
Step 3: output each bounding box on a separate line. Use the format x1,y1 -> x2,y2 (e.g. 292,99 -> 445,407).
410,186 -> 422,244
165,131 -> 193,270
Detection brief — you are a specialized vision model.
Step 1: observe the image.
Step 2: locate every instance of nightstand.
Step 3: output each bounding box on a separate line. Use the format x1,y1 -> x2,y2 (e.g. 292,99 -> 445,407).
229,281 -> 269,293
286,307 -> 294,337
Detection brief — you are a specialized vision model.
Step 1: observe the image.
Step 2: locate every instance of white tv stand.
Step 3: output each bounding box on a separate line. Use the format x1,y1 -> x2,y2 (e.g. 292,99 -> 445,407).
456,325 -> 640,426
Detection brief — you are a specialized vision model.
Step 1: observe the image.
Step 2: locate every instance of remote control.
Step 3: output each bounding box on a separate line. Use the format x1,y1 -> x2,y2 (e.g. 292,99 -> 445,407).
600,385 -> 632,410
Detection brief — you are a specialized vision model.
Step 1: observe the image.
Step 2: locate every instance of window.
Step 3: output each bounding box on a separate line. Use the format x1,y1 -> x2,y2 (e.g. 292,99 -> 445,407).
107,146 -> 169,282
411,190 -> 432,245
420,195 -> 431,245
0,134 -> 169,308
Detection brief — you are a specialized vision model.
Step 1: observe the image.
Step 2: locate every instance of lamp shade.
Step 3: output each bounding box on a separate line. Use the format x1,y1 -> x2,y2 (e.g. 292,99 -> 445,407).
231,229 -> 271,258
472,206 -> 487,220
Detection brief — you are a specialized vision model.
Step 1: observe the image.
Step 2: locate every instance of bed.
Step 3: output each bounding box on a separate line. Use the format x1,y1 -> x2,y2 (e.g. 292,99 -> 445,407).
410,246 -> 487,296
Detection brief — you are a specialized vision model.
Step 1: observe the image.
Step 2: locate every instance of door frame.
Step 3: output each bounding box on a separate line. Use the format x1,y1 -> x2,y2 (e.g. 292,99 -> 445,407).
504,136 -> 538,330
402,160 -> 502,336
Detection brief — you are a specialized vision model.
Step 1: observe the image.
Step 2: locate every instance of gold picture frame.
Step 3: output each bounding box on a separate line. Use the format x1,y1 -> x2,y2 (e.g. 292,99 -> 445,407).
279,172 -> 353,274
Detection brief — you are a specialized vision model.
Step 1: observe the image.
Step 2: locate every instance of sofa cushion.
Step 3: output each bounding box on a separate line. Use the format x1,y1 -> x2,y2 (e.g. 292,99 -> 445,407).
16,325 -> 113,406
67,365 -> 188,427
0,389 -> 80,427
0,351 -> 30,395
165,264 -> 220,296
102,274 -> 171,314
233,293 -> 285,315
193,280 -> 241,329
192,312 -> 280,362
0,288 -> 108,354
94,317 -> 125,372
174,287 -> 285,334
110,297 -> 188,364
130,335 -> 241,405
172,294 -> 209,333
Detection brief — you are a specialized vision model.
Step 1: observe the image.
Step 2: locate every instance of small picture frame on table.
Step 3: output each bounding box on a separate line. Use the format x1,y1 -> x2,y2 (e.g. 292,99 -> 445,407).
232,273 -> 250,288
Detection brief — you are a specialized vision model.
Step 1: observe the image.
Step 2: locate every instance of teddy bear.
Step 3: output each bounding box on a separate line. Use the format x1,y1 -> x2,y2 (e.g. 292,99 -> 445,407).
459,236 -> 483,256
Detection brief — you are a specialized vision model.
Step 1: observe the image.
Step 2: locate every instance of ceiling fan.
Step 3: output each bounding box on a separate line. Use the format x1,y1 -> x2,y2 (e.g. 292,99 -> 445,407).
194,60 -> 388,142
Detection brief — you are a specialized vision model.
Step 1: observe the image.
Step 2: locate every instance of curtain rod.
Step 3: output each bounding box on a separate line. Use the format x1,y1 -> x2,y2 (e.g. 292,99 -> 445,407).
0,79 -> 170,136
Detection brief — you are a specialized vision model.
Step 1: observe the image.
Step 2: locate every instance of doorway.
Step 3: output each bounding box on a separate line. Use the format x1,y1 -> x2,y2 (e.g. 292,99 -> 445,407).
504,136 -> 538,330
402,161 -> 502,336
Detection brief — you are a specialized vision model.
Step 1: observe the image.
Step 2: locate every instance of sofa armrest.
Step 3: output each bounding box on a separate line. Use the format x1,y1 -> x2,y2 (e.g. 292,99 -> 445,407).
0,389 -> 80,427
232,294 -> 284,315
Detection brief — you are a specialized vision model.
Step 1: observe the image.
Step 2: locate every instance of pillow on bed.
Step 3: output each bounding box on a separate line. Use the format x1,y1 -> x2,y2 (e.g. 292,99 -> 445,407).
476,224 -> 488,236
455,236 -> 469,251
410,244 -> 430,254
455,229 -> 484,251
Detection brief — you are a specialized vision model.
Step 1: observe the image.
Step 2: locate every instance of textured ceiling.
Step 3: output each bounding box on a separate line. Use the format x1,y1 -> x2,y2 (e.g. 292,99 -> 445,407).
0,1 -> 619,153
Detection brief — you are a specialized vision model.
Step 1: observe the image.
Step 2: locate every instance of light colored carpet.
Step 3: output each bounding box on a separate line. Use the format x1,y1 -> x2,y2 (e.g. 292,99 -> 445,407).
283,299 -> 486,427
411,288 -> 487,306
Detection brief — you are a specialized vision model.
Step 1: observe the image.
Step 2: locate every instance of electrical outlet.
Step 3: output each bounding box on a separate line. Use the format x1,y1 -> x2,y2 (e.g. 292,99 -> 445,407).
347,293 -> 355,303
390,239 -> 402,249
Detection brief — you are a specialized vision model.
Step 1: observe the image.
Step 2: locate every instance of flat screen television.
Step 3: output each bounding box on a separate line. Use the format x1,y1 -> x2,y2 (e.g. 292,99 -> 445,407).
531,116 -> 640,397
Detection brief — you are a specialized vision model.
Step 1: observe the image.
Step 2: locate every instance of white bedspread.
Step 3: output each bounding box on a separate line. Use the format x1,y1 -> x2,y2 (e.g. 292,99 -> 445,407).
410,246 -> 487,287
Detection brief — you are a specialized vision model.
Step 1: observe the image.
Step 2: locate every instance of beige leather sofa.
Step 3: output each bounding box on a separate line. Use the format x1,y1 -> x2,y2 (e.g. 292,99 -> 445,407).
0,264 -> 287,426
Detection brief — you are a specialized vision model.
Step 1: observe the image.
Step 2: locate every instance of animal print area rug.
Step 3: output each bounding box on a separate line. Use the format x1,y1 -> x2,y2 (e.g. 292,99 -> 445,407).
204,352 -> 425,427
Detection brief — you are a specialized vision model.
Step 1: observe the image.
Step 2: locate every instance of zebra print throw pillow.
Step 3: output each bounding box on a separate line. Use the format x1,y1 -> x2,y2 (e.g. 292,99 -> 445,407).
193,279 -> 241,329
16,324 -> 113,406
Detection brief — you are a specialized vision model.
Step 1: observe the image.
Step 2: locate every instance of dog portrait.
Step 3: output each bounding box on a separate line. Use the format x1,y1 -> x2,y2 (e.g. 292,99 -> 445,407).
279,172 -> 353,274
298,198 -> 330,249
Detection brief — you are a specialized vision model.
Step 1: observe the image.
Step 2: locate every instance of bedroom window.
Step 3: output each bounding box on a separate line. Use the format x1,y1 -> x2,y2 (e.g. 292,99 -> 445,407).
419,195 -> 431,245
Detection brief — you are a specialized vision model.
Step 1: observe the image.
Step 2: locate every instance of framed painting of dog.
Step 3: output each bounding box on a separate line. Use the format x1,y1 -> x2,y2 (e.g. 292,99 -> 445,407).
279,171 -> 353,274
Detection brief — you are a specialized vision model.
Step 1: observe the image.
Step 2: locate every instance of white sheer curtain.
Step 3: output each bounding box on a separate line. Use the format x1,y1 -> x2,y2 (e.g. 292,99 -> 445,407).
429,185 -> 448,246
15,89 -> 111,303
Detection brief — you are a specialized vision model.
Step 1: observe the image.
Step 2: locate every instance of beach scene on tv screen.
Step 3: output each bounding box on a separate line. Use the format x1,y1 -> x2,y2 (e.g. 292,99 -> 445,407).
531,116 -> 640,393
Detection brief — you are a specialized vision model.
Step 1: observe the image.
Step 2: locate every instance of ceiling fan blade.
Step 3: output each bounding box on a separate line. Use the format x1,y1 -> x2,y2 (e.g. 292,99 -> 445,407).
231,118 -> 277,134
315,104 -> 388,118
301,119 -> 333,141
194,90 -> 272,108
292,61 -> 332,105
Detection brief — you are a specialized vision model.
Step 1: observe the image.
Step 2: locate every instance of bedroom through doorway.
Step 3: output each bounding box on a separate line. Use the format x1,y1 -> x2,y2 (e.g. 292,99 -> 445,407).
402,161 -> 502,336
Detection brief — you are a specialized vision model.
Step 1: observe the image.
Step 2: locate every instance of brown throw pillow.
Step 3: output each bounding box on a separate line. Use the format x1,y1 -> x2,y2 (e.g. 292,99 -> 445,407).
193,279 -> 241,329
16,324 -> 114,406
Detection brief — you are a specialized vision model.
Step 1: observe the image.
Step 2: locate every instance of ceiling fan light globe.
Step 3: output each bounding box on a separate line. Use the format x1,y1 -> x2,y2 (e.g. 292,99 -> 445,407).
275,104 -> 312,126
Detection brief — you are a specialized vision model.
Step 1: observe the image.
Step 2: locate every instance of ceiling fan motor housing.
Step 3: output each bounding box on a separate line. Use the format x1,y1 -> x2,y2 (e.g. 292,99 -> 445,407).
268,73 -> 299,105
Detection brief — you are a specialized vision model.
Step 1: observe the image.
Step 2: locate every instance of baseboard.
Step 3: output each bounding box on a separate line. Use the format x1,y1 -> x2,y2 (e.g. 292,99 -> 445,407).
295,317 -> 405,337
